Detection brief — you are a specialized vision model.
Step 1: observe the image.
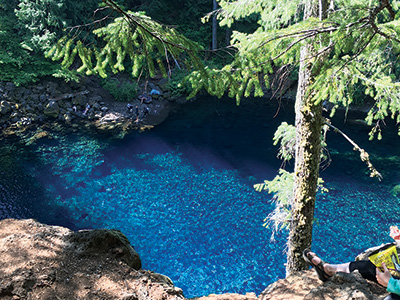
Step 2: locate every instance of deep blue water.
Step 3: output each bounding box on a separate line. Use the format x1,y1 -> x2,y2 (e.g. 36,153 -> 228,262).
0,95 -> 400,298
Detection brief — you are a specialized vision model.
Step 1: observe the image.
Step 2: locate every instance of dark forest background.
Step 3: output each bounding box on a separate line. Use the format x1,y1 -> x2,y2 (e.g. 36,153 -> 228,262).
0,0 -> 257,85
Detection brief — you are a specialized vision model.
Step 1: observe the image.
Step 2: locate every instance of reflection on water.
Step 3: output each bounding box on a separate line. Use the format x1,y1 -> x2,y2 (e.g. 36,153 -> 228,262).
0,96 -> 399,297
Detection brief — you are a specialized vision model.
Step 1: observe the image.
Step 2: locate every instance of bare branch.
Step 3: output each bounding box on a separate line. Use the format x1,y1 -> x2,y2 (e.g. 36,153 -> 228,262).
325,121 -> 382,180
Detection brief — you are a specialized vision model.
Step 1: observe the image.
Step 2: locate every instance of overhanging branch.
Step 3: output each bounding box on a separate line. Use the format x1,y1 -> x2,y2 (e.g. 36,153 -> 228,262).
101,0 -> 199,53
324,121 -> 382,180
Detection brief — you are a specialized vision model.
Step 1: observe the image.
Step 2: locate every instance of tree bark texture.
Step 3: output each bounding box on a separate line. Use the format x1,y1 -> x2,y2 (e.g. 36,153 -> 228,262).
286,0 -> 327,275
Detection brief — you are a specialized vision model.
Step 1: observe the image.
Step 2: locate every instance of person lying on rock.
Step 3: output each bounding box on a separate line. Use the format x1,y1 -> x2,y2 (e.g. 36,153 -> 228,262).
304,226 -> 400,300
303,249 -> 396,293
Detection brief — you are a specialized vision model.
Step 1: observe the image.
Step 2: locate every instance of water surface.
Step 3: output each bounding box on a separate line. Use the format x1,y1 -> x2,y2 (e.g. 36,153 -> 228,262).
0,96 -> 399,297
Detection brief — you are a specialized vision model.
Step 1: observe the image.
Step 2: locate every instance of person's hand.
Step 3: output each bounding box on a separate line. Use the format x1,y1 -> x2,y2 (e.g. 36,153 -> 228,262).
376,263 -> 392,287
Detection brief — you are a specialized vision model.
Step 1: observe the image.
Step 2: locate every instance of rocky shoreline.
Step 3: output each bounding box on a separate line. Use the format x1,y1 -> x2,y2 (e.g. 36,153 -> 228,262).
0,74 -> 375,141
0,76 -> 185,138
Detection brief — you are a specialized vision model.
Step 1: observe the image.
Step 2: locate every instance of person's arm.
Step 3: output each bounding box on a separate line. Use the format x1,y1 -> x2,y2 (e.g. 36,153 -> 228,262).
387,277 -> 400,295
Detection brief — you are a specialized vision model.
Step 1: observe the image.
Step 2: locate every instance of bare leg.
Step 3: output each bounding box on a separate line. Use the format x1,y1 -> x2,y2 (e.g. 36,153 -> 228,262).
310,252 -> 350,276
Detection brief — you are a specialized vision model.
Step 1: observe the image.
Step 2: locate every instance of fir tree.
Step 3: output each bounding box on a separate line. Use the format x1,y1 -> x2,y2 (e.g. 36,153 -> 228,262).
213,0 -> 399,274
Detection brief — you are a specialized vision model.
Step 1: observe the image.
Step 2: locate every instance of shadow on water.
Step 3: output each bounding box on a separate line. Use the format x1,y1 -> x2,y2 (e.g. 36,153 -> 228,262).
0,139 -> 81,230
110,96 -> 296,181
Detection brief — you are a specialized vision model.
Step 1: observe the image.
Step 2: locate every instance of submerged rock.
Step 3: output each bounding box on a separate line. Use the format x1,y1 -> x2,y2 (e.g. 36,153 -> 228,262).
24,130 -> 51,145
194,293 -> 258,300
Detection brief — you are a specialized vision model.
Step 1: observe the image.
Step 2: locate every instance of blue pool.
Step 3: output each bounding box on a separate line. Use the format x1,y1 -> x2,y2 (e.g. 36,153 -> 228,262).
0,96 -> 399,298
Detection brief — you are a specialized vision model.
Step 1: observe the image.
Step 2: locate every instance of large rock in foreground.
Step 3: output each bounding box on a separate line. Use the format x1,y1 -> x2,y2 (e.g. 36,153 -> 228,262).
0,219 -> 182,300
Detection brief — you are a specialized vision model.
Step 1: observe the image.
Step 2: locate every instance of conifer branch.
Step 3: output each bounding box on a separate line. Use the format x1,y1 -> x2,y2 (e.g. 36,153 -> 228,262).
101,0 -> 199,53
270,33 -> 315,61
334,31 -> 377,76
381,0 -> 396,20
344,71 -> 397,89
258,26 -> 335,49
227,8 -> 382,76
369,0 -> 400,43
258,14 -> 370,51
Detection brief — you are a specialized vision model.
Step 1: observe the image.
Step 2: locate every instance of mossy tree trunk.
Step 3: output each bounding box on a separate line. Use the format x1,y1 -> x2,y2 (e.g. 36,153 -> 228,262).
286,0 -> 328,275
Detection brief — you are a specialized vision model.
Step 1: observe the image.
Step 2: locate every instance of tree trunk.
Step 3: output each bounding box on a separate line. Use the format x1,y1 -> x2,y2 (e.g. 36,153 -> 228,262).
212,0 -> 218,50
225,27 -> 232,47
286,0 -> 328,275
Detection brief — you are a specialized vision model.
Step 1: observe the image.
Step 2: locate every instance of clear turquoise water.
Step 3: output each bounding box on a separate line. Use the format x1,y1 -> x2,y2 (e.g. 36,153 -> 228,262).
0,96 -> 399,297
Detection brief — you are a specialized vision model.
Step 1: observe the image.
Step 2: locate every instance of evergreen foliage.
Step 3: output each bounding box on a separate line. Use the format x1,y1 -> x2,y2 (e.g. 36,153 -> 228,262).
0,3 -> 61,85
134,0 -> 215,48
15,0 -> 66,51
101,77 -> 138,101
47,1 -> 205,82
0,0 -> 103,85
254,121 -> 328,240
256,169 -> 293,240
165,69 -> 193,97
255,170 -> 327,241
14,0 -> 101,51
272,121 -> 296,162
185,0 -> 400,120
200,1 -> 400,245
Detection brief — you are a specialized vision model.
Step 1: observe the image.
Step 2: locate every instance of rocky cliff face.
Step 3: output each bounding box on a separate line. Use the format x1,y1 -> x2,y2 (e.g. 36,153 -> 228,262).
0,219 -> 390,300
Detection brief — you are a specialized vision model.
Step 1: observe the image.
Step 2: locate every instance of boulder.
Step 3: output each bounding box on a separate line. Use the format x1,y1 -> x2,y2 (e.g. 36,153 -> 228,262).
90,95 -> 103,103
157,77 -> 169,91
0,219 -> 155,300
92,102 -> 101,110
68,228 -> 141,270
98,112 -> 125,123
73,94 -> 87,106
44,100 -> 60,118
64,113 -> 73,123
0,100 -> 12,115
4,82 -> 15,92
39,94 -> 47,102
